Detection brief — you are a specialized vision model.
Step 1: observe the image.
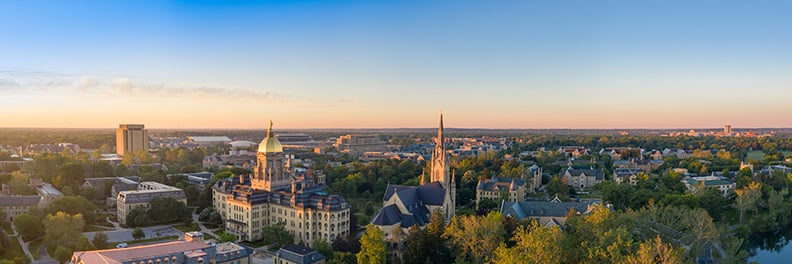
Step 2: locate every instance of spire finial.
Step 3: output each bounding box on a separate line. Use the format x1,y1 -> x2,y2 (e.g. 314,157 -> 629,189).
267,120 -> 273,138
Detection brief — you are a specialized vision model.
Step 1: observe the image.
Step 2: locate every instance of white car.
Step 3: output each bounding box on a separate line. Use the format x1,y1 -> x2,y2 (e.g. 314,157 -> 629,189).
116,243 -> 128,248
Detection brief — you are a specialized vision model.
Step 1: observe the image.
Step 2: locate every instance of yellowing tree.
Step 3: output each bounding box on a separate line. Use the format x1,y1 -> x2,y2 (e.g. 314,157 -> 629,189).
492,221 -> 563,264
444,211 -> 505,263
357,224 -> 386,264
734,182 -> 762,224
622,236 -> 685,264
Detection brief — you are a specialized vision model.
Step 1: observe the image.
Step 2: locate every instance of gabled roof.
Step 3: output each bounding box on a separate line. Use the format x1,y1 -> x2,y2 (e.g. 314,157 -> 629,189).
476,177 -> 526,191
500,200 -> 594,220
0,195 -> 41,207
375,181 -> 445,228
276,244 -> 326,264
563,167 -> 604,180
371,204 -> 402,226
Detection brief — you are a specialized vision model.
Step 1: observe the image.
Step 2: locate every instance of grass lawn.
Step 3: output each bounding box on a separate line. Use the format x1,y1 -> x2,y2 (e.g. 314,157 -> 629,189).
1,236 -> 27,260
173,223 -> 201,233
124,235 -> 180,246
242,240 -> 270,248
747,151 -> 765,161
202,232 -> 217,241
3,224 -> 14,235
84,225 -> 113,232
747,150 -> 792,162
28,239 -> 42,260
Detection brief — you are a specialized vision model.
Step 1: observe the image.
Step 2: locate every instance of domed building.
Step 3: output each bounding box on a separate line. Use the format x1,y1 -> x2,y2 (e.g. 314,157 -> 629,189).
213,121 -> 350,244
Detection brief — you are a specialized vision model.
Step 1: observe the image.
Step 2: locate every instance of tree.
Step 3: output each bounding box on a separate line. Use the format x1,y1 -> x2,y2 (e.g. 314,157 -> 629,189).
734,182 -> 762,224
46,196 -> 98,225
546,176 -> 569,199
58,162 -> 85,189
43,212 -> 85,251
357,224 -> 386,264
13,214 -> 44,241
52,245 -> 73,264
125,207 -> 148,227
261,222 -> 294,250
146,197 -> 190,224
492,221 -> 563,264
403,226 -> 429,264
92,231 -> 110,249
623,236 -> 685,264
444,211 -> 505,263
183,185 -> 200,206
314,238 -> 334,260
0,209 -> 8,229
8,171 -> 35,195
132,227 -> 145,240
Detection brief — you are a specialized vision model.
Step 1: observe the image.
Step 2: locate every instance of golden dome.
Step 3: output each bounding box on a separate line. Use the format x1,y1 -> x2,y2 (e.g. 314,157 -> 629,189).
258,120 -> 283,153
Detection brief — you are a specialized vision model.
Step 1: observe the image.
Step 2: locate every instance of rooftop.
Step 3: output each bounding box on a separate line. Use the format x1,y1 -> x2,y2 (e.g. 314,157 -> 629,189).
71,241 -> 210,264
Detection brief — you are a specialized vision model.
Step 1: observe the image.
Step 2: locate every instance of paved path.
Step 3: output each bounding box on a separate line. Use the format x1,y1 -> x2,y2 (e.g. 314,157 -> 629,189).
33,244 -> 57,264
192,212 -> 221,239
10,224 -> 34,261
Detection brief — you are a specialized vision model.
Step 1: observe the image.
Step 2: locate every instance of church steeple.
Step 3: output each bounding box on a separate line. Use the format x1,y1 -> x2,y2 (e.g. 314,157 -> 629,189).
430,113 -> 450,186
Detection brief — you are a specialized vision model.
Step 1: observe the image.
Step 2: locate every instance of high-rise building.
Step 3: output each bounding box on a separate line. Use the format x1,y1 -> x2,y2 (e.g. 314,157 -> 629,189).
724,125 -> 732,135
116,124 -> 148,156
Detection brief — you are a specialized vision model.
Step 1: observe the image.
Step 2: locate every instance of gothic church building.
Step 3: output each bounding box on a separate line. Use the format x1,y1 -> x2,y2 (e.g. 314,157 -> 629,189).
372,114 -> 456,234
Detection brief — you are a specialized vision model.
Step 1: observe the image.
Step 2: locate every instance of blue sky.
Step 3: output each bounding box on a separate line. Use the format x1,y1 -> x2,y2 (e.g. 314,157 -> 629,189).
1,0 -> 791,129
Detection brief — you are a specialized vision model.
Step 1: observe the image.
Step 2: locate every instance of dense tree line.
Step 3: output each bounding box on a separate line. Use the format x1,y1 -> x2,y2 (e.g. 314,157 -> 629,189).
125,197 -> 191,227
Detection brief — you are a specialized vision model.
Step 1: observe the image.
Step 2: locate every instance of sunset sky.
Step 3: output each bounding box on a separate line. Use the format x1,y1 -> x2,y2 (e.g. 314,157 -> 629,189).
1,1 -> 791,129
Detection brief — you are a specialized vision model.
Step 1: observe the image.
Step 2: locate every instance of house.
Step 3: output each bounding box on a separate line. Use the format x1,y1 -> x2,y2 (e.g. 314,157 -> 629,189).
476,177 -> 527,209
559,146 -> 590,158
648,150 -> 664,160
274,244 -> 326,264
500,197 -> 597,227
662,149 -> 691,159
683,176 -> 736,196
561,166 -> 604,190
613,168 -> 643,185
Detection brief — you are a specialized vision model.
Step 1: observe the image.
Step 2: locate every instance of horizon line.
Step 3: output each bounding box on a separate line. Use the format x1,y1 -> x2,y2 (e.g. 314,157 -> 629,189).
0,126 -> 789,131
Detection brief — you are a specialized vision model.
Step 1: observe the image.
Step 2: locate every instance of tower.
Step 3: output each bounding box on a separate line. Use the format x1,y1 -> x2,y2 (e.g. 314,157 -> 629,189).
251,121 -> 289,191
430,113 -> 454,221
431,113 -> 450,187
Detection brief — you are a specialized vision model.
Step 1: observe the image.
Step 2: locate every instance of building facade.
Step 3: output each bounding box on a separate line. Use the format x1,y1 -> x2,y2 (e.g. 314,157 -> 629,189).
116,181 -> 186,225
561,166 -> 605,190
371,113 -> 456,235
213,122 -> 351,245
0,195 -> 41,222
116,124 -> 149,156
334,134 -> 388,155
475,165 -> 542,208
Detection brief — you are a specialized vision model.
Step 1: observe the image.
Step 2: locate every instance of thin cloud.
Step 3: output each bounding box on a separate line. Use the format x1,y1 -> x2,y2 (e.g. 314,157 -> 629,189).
0,69 -> 284,103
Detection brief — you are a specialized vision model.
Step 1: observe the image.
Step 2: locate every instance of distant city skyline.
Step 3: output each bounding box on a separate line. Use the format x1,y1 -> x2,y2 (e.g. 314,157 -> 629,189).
2,1 -> 792,129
